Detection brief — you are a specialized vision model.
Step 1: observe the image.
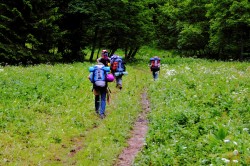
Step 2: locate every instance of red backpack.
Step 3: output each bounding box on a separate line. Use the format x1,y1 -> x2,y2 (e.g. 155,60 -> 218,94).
150,57 -> 160,71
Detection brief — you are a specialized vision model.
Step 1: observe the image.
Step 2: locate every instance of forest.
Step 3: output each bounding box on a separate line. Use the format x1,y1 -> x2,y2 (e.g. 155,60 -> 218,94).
0,0 -> 249,64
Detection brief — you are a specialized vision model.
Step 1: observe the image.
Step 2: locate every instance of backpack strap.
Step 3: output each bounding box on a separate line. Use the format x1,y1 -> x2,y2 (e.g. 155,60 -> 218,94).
91,66 -> 97,83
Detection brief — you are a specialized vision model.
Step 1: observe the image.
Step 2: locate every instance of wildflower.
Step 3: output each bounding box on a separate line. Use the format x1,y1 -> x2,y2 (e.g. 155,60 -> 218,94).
221,158 -> 230,163
233,150 -> 239,155
165,69 -> 176,77
243,128 -> 249,132
233,141 -> 238,146
232,160 -> 238,163
224,139 -> 230,143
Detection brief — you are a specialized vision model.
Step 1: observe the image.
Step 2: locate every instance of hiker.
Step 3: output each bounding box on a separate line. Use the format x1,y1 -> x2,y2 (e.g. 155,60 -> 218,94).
97,49 -> 111,67
88,61 -> 114,119
149,56 -> 160,81
110,54 -> 127,90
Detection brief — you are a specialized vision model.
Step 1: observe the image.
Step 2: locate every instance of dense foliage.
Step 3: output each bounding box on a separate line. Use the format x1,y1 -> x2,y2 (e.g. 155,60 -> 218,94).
151,0 -> 250,60
0,0 -> 249,64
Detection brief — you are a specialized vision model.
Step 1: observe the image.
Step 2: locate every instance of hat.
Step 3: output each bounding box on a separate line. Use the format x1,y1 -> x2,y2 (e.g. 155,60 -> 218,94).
102,49 -> 108,53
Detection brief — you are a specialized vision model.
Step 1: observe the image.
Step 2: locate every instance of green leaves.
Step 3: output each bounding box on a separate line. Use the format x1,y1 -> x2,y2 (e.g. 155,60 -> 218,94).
214,126 -> 228,141
206,0 -> 250,59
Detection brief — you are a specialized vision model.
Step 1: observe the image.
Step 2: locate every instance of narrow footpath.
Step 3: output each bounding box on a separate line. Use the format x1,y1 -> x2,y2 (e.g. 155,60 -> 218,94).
114,91 -> 150,166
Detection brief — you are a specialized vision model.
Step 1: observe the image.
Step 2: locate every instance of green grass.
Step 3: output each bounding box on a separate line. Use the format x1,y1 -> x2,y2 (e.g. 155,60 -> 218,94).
0,50 -> 249,165
0,62 -> 150,165
134,60 -> 250,165
0,63 -> 95,164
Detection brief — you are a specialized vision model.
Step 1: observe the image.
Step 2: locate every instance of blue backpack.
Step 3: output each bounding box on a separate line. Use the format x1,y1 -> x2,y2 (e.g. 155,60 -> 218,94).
150,57 -> 160,71
89,66 -> 110,87
111,56 -> 125,72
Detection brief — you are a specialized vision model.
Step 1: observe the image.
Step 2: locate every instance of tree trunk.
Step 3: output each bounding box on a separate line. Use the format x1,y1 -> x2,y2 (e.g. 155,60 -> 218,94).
89,26 -> 99,62
131,47 -> 139,58
240,33 -> 243,61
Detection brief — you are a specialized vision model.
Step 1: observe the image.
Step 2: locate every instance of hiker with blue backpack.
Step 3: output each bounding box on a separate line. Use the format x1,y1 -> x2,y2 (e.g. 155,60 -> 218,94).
149,56 -> 161,81
88,61 -> 114,119
110,54 -> 127,90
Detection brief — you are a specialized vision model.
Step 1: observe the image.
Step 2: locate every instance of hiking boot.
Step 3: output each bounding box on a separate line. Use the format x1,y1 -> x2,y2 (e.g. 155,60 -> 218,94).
95,110 -> 99,114
100,114 -> 105,119
116,84 -> 122,90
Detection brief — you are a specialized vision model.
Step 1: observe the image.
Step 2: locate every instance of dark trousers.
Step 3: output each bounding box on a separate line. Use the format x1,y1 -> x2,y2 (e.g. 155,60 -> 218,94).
94,87 -> 107,115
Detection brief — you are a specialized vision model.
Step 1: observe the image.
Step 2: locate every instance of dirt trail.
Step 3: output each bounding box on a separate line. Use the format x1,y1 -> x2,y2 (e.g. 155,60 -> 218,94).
114,91 -> 150,166
65,91 -> 150,166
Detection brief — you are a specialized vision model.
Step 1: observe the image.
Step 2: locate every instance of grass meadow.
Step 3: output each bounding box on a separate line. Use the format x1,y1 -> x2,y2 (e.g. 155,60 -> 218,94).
0,48 -> 249,165
134,58 -> 250,165
0,62 -> 150,165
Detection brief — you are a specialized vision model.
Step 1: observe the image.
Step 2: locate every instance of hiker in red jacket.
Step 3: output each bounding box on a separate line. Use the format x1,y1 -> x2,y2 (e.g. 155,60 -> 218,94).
97,50 -> 111,67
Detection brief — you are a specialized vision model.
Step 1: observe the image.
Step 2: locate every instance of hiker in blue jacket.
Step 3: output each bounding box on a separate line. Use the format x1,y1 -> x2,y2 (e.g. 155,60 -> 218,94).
88,62 -> 110,119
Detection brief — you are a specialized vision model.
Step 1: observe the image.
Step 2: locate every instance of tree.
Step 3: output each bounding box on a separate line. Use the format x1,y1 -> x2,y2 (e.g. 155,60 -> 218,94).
0,0 -> 64,64
152,0 -> 210,58
206,0 -> 250,60
0,1 -> 30,64
107,0 -> 154,59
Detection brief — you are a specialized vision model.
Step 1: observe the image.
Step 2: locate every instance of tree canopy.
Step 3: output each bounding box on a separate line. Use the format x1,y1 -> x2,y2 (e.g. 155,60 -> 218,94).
0,0 -> 249,64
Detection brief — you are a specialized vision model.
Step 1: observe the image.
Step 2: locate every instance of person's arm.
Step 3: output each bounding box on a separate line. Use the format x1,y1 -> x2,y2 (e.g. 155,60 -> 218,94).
88,73 -> 93,82
97,57 -> 101,63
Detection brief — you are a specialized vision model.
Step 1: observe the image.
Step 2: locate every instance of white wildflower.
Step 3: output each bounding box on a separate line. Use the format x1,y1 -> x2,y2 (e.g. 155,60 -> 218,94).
221,158 -> 230,163
224,139 -> 230,143
232,92 -> 238,95
229,75 -> 237,80
161,64 -> 168,68
201,159 -> 210,164
233,141 -> 238,146
243,128 -> 249,131
165,69 -> 176,77
182,146 -> 187,149
232,160 -> 238,163
233,150 -> 239,155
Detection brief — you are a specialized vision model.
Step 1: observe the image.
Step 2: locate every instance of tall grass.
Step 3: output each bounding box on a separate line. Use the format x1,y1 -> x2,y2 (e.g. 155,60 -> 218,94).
134,60 -> 250,165
0,62 -> 150,165
0,63 -> 95,164
1,49 -> 249,165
